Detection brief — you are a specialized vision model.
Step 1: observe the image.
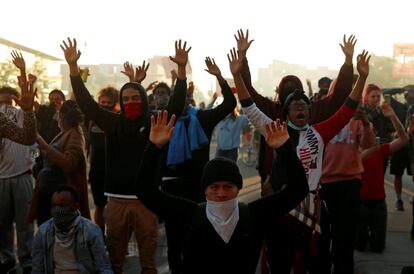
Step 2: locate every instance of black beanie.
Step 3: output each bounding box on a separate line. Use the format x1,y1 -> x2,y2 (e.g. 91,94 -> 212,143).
201,157 -> 243,190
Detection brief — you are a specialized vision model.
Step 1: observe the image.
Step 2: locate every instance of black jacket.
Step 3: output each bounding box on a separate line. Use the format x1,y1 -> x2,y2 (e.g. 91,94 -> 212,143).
71,75 -> 187,195
136,140 -> 308,274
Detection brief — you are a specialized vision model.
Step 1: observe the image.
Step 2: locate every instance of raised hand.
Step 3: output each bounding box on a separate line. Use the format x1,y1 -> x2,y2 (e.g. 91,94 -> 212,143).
265,119 -> 289,149
134,60 -> 150,83
235,29 -> 254,59
60,37 -> 81,65
169,40 -> 191,67
339,34 -> 357,59
228,47 -> 243,75
380,101 -> 395,118
204,57 -> 221,77
146,81 -> 158,92
11,50 -> 26,71
356,50 -> 371,78
150,110 -> 176,148
13,73 -> 37,111
121,62 -> 135,81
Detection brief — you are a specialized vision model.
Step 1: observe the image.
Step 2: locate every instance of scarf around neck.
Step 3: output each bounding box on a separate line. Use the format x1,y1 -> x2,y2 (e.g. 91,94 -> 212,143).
206,197 -> 239,243
54,214 -> 81,247
167,106 -> 208,168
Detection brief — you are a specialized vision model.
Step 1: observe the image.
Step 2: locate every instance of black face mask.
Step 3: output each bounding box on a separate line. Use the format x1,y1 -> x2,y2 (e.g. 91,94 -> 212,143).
101,105 -> 114,111
51,206 -> 79,231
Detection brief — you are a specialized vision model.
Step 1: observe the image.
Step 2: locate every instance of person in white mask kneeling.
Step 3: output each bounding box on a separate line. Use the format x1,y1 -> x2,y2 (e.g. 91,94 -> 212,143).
135,111 -> 309,274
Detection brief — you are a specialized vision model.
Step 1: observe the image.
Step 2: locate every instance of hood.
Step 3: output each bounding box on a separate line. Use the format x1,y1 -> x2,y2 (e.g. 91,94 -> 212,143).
119,82 -> 149,118
277,75 -> 303,105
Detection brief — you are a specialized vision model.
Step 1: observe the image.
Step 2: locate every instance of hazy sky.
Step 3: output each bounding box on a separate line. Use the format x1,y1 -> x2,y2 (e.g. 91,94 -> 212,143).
1,0 -> 413,92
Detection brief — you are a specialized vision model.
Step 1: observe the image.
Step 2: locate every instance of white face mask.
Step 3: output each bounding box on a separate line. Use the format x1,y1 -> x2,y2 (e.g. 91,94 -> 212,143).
205,197 -> 239,243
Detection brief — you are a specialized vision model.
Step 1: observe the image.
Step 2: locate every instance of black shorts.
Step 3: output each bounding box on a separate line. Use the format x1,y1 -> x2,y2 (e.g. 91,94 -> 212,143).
89,177 -> 107,207
390,145 -> 412,176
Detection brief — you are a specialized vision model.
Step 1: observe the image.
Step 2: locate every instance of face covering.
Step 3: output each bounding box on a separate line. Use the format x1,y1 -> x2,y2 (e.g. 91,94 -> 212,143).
51,206 -> 79,231
287,119 -> 309,131
123,102 -> 143,120
206,197 -> 239,243
101,105 -> 114,111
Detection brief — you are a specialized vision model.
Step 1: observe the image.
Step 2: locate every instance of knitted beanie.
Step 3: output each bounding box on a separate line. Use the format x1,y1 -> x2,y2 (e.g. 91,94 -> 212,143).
201,157 -> 243,190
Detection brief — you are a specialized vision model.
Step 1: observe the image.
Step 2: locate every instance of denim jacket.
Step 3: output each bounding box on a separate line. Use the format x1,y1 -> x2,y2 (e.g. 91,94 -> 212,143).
32,217 -> 113,274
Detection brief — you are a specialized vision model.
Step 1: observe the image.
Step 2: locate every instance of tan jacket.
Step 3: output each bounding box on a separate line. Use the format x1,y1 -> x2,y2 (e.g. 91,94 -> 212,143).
29,126 -> 90,222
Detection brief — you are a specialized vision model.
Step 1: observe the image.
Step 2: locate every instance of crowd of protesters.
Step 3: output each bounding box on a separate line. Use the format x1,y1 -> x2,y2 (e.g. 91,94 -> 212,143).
0,30 -> 414,274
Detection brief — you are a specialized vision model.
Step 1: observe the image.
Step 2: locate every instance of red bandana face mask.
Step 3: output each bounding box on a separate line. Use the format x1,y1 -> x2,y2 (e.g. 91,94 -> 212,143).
123,102 -> 143,120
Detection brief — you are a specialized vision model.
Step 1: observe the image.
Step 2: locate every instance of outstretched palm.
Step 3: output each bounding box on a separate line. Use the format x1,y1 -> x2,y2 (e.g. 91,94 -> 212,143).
134,61 -> 150,83
169,40 -> 191,67
339,34 -> 357,58
235,29 -> 254,58
357,50 -> 370,78
11,50 -> 26,71
60,37 -> 81,65
150,111 -> 176,148
265,119 -> 289,149
204,57 -> 221,77
121,62 -> 135,81
228,47 -> 243,75
14,74 -> 37,111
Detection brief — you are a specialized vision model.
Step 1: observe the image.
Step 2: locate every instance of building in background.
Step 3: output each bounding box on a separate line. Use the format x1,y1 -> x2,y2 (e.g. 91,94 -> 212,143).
60,55 -> 193,99
254,59 -> 338,98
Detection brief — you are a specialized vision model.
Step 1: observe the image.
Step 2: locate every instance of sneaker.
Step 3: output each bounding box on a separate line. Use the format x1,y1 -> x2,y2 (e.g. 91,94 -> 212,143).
396,199 -> 404,211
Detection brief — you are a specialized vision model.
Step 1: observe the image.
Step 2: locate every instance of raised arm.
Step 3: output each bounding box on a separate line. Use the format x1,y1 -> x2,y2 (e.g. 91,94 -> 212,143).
250,120 -> 308,220
11,50 -> 27,84
197,57 -> 236,128
383,102 -> 409,153
314,50 -> 370,143
2,71 -> 38,145
135,111 -> 197,218
167,40 -> 191,116
311,34 -> 356,123
362,105 -> 410,160
229,47 -> 273,138
60,38 -> 118,132
236,29 -> 278,117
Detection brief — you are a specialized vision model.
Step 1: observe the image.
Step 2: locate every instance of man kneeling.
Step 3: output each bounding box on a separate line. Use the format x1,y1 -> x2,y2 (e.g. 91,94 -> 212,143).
32,185 -> 113,274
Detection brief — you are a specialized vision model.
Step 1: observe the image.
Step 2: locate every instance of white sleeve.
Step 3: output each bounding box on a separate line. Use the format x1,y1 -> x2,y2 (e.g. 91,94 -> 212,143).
242,103 -> 273,138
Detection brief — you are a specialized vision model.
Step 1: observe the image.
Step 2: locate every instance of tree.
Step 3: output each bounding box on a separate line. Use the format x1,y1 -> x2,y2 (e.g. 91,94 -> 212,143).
29,57 -> 49,91
0,61 -> 19,87
368,54 -> 414,87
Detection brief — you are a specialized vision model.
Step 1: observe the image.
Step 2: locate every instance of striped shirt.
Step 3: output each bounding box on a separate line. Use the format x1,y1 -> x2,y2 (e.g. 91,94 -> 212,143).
0,105 -> 35,178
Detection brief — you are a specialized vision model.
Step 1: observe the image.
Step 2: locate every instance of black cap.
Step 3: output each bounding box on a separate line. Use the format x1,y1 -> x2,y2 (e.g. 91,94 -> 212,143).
201,157 -> 243,190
